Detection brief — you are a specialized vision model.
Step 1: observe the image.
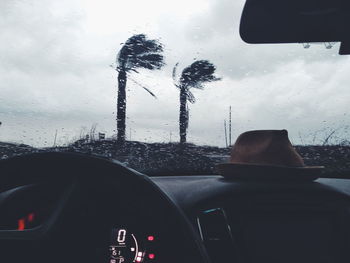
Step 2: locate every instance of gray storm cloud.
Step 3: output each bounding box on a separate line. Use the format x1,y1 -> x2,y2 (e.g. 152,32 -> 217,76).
0,0 -> 349,147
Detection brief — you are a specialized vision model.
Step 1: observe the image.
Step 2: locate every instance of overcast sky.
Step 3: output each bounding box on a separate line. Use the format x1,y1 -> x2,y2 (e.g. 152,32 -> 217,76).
0,0 -> 349,147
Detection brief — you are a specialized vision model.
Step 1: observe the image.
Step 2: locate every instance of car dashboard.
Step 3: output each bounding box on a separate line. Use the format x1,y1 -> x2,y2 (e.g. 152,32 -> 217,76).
0,153 -> 349,263
152,176 -> 350,263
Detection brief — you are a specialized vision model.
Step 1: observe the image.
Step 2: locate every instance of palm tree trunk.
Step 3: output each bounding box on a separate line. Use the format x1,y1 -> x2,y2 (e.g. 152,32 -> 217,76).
179,87 -> 188,143
117,69 -> 127,144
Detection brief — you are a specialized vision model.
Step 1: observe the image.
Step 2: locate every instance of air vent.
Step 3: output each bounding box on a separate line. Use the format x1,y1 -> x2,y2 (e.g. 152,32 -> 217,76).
197,208 -> 238,263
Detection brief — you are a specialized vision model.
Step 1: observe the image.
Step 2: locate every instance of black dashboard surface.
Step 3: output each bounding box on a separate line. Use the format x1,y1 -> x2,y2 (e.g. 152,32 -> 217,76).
151,175 -> 350,212
152,176 -> 350,263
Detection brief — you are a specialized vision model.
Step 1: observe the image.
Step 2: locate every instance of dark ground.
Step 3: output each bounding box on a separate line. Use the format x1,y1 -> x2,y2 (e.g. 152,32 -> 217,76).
0,140 -> 350,177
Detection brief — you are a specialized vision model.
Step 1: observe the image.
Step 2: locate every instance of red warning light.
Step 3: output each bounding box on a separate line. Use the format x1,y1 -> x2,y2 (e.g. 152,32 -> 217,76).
148,253 -> 155,260
147,235 -> 155,241
17,212 -> 35,231
17,219 -> 25,231
28,213 -> 35,222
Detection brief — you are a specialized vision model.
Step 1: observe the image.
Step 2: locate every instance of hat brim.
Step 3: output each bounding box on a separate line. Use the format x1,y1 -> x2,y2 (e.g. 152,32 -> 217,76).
216,163 -> 324,181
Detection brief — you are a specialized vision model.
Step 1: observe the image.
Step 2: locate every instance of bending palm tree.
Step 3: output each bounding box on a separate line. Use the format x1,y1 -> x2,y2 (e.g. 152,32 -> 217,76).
116,34 -> 165,144
173,60 -> 221,144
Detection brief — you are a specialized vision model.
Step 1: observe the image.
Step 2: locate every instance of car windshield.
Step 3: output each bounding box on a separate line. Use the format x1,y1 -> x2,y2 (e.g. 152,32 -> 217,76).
1,0 -> 349,176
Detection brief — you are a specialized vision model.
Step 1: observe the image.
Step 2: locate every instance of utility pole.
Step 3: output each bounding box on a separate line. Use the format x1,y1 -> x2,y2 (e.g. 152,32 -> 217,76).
224,120 -> 228,147
229,106 -> 232,146
53,129 -> 58,147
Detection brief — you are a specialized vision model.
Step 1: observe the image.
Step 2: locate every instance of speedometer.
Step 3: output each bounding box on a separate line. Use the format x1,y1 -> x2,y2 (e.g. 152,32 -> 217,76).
109,228 -> 157,263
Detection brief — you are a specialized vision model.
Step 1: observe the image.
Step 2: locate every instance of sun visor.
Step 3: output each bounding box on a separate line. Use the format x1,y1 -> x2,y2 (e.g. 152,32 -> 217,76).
239,0 -> 350,54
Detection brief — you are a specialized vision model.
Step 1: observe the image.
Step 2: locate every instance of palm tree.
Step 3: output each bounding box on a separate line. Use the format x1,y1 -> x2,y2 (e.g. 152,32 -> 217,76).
173,60 -> 221,144
116,34 -> 165,144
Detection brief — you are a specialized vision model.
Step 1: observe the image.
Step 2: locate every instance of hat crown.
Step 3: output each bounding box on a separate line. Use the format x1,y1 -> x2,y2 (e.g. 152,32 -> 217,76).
230,130 -> 305,167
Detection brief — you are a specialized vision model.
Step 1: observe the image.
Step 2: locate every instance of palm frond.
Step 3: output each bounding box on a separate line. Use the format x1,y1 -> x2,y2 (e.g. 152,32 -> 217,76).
180,60 -> 220,88
128,76 -> 158,99
141,86 -> 157,98
191,83 -> 205,90
187,90 -> 196,103
172,62 -> 180,87
129,53 -> 165,70
117,34 -> 164,71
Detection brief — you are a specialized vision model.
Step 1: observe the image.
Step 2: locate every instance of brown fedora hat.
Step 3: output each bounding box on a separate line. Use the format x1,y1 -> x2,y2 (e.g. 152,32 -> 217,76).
217,130 -> 324,180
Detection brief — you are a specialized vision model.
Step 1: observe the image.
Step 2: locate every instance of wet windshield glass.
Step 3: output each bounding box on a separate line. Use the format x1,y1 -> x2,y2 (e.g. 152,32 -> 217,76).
0,0 -> 349,176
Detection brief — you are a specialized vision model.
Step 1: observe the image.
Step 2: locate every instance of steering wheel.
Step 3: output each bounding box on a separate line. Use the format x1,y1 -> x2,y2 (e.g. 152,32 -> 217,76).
0,152 -> 209,263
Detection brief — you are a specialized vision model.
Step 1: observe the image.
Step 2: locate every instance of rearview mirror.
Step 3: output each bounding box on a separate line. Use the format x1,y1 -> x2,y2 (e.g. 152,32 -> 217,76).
239,0 -> 350,54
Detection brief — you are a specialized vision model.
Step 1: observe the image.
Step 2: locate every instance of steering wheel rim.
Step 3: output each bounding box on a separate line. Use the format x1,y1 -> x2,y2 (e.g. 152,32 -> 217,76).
0,152 -> 209,263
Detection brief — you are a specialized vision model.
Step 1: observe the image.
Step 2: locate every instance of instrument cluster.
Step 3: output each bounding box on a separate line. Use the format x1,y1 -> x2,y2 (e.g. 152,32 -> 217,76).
109,228 -> 159,263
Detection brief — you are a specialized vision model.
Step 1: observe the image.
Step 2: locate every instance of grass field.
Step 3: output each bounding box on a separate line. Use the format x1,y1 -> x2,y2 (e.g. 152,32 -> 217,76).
1,140 -> 349,177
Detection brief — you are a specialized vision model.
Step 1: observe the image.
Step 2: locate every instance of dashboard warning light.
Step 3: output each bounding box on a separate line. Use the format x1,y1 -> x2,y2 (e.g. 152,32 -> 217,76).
17,219 -> 25,231
148,254 -> 155,260
147,235 -> 154,241
28,213 -> 35,222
